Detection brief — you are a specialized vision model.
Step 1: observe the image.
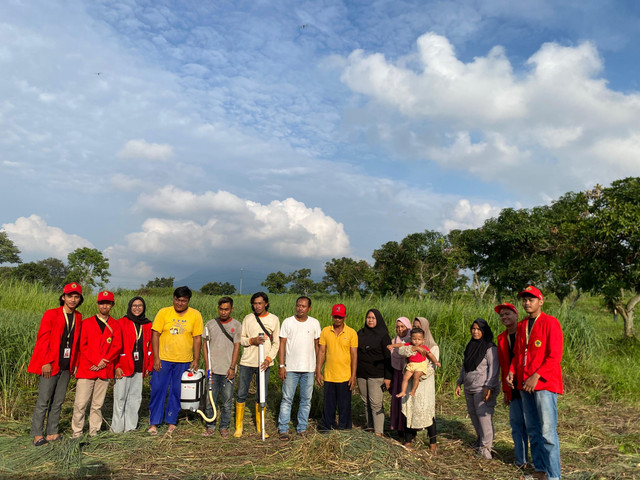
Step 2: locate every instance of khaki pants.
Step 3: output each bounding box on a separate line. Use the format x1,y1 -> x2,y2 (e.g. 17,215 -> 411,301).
72,378 -> 109,437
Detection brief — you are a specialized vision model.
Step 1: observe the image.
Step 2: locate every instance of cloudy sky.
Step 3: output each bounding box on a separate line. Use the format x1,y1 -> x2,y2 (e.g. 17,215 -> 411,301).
2,0 -> 640,289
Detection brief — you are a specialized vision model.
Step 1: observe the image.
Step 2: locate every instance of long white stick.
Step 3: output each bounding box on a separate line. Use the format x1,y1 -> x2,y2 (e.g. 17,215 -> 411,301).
258,333 -> 266,441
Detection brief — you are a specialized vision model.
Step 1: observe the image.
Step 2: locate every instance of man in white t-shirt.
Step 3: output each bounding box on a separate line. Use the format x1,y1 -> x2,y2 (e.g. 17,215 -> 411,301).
277,296 -> 321,440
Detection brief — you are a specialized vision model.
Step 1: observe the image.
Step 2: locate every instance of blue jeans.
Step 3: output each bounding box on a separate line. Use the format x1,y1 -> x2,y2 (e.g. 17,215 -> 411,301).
522,390 -> 561,480
204,373 -> 234,430
278,371 -> 314,433
236,365 -> 270,404
509,396 -> 529,467
149,361 -> 190,426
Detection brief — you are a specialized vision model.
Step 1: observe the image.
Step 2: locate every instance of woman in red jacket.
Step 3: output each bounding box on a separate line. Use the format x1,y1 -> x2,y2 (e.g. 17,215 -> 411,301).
111,296 -> 153,433
71,291 -> 122,438
28,283 -> 84,446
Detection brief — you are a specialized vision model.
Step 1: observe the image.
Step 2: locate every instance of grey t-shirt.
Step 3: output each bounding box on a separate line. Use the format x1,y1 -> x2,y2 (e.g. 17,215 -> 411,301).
204,318 -> 241,375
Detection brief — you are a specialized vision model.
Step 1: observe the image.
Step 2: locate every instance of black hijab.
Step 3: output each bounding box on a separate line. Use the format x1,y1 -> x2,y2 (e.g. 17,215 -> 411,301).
462,318 -> 494,373
360,309 -> 388,335
125,296 -> 151,326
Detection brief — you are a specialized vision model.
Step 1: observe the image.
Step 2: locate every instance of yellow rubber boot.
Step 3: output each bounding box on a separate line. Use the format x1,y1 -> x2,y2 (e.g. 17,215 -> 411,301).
233,402 -> 245,437
256,403 -> 269,438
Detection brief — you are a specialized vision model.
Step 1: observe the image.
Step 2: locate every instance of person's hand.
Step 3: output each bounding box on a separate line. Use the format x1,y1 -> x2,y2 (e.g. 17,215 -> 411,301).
252,335 -> 266,346
41,363 -> 52,379
91,359 -> 107,371
383,378 -> 391,391
315,370 -> 324,386
260,357 -> 271,372
455,384 -> 461,397
483,387 -> 491,402
278,366 -> 287,381
506,371 -> 514,388
189,360 -> 198,371
153,357 -> 162,372
387,344 -> 394,352
72,366 -> 78,377
435,361 -> 441,368
115,367 -> 123,379
523,373 -> 540,393
348,375 -> 356,391
226,367 -> 236,381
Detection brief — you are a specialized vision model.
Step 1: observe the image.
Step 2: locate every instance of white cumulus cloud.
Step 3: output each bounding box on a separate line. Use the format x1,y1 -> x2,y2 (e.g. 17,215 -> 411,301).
2,215 -> 93,259
105,186 -> 350,278
440,199 -> 502,232
340,33 -> 640,198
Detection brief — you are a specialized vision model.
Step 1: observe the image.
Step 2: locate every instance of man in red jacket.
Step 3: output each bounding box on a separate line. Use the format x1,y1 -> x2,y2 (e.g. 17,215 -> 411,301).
495,302 -> 528,469
71,291 -> 122,438
507,286 -> 563,480
28,283 -> 84,446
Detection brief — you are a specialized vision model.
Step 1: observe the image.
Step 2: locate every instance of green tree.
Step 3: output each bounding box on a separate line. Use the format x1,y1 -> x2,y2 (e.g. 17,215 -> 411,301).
572,179 -> 640,337
201,281 -> 237,295
145,276 -> 175,288
261,271 -> 290,294
66,247 -> 110,291
372,241 -> 415,297
0,232 -> 21,265
323,257 -> 373,296
288,269 -> 321,296
401,231 -> 463,299
11,262 -> 50,284
37,257 -> 69,290
455,208 -> 550,301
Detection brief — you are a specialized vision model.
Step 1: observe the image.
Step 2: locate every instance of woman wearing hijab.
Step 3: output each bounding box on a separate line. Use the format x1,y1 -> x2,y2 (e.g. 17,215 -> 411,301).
399,317 -> 439,451
389,317 -> 412,437
455,318 -> 500,459
356,309 -> 392,436
111,297 -> 153,433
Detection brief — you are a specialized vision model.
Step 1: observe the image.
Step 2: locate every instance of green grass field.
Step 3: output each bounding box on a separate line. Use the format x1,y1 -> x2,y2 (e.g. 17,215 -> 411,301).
0,280 -> 639,479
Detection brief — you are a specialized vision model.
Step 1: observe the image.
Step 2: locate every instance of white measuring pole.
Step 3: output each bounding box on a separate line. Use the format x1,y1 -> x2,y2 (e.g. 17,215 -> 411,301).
258,332 -> 266,441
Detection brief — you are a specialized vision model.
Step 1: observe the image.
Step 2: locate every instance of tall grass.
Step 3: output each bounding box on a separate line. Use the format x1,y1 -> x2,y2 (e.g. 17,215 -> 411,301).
1,279 -> 639,422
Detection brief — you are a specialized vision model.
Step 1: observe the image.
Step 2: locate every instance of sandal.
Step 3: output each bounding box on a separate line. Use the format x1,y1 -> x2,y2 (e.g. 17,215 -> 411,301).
166,425 -> 177,435
202,428 -> 215,437
33,438 -> 49,447
147,426 -> 158,436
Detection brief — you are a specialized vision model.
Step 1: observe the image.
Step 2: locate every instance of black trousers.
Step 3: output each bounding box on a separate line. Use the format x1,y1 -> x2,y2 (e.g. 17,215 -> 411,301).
405,417 -> 436,444
322,381 -> 352,430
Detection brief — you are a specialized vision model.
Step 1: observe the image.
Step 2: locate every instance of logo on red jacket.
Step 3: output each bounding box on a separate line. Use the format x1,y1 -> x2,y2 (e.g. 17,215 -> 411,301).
107,337 -> 112,344
534,339 -> 542,347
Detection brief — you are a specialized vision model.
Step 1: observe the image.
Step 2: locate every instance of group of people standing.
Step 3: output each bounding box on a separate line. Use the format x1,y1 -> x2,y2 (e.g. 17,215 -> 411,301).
456,285 -> 564,480
27,282 -> 562,479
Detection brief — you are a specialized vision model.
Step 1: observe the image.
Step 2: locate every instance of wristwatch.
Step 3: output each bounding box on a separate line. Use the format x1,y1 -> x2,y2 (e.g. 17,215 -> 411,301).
279,364 -> 285,368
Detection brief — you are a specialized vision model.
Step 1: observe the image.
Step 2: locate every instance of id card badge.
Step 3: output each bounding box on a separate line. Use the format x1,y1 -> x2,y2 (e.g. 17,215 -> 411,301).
63,348 -> 71,359
133,351 -> 140,361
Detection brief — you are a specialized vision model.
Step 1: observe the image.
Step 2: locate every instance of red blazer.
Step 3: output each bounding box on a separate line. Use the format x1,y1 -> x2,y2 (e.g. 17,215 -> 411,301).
509,312 -> 564,394
28,307 -> 83,376
75,316 -> 122,380
496,330 -> 514,401
115,317 -> 153,377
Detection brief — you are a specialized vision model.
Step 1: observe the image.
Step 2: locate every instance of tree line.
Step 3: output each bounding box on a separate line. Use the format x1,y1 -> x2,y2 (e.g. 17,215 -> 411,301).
261,177 -> 640,337
2,177 -> 639,336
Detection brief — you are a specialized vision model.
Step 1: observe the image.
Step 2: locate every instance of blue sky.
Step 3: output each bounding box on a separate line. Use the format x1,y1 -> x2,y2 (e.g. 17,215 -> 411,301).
2,0 -> 640,289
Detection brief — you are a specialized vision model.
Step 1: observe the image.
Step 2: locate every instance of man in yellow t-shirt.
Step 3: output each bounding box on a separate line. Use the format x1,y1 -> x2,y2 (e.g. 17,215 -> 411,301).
148,286 -> 203,435
315,304 -> 357,430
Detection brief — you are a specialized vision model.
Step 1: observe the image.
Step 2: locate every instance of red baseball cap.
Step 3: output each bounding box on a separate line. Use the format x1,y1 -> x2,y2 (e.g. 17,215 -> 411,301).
97,291 -> 115,303
494,302 -> 518,315
63,282 -> 83,295
518,286 -> 543,300
331,304 -> 346,317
